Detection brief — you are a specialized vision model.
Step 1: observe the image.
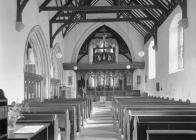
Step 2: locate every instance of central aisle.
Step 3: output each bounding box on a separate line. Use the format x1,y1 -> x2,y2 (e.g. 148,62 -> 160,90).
75,102 -> 121,140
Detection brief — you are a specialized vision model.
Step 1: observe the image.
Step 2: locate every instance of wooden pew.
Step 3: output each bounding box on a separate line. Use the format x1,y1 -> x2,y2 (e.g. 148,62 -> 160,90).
23,106 -> 75,140
130,115 -> 196,140
29,102 -> 83,133
17,114 -> 57,140
120,104 -> 196,136
112,96 -> 178,121
146,129 -> 196,140
44,98 -> 92,124
45,98 -> 92,118
112,97 -> 196,137
115,101 -> 190,132
124,109 -> 196,140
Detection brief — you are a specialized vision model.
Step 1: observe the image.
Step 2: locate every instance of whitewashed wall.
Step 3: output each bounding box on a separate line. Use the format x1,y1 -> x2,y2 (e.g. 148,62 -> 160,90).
0,0 -> 64,103
145,0 -> 196,102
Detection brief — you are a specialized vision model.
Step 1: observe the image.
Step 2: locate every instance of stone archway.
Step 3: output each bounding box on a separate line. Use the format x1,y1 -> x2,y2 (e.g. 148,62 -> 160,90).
24,25 -> 50,101
71,22 -> 136,63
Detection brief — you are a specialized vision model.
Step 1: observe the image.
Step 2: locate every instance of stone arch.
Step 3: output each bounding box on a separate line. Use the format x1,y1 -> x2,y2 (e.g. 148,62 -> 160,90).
71,22 -> 136,63
24,25 -> 50,75
24,25 -> 50,100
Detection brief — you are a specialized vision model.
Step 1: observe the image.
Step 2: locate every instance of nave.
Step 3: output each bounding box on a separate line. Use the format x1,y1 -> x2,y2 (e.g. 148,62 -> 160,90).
1,0 -> 196,140
1,89 -> 196,140
75,102 -> 121,140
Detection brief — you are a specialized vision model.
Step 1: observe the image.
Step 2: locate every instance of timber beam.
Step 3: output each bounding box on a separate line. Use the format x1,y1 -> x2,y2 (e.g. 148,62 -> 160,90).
40,5 -> 160,12
63,62 -> 145,70
50,12 -> 78,48
16,0 -> 29,22
53,17 -> 153,23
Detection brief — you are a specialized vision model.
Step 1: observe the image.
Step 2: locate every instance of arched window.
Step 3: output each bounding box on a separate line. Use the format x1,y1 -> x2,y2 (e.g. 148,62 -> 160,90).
169,13 -> 184,74
148,39 -> 156,79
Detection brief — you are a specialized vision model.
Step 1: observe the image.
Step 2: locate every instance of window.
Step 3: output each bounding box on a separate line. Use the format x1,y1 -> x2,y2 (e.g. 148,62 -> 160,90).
148,40 -> 156,79
169,13 -> 184,74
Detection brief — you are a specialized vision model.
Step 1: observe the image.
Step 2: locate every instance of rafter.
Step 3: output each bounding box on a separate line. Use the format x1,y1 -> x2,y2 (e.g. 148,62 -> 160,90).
91,0 -> 99,6
144,0 -> 184,43
120,0 -> 152,34
38,0 -> 187,48
39,0 -> 51,12
132,0 -> 159,24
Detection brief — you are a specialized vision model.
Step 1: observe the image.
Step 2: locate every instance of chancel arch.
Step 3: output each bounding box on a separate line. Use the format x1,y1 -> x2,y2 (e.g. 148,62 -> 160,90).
24,25 -> 50,101
78,25 -> 132,63
71,22 -> 136,63
73,24 -> 145,101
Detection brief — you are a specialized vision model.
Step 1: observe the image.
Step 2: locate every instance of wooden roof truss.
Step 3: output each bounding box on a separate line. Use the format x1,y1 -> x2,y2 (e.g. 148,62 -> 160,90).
36,0 -> 187,48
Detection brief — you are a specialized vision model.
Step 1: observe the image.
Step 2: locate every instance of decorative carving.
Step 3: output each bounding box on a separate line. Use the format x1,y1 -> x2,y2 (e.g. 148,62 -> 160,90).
92,36 -> 116,63
93,47 -> 116,63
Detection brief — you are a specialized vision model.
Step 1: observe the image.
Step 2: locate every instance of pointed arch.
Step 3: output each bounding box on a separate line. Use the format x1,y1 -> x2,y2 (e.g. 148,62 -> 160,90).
71,22 -> 136,63
24,25 -> 50,101
24,25 -> 50,75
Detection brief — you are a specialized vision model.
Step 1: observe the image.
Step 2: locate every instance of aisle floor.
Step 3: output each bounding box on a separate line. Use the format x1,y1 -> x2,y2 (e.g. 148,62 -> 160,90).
75,102 -> 121,140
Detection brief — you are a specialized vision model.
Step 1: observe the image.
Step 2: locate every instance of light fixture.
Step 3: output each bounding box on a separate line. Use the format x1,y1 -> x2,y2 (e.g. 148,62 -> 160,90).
126,64 -> 131,69
56,52 -> 62,59
73,66 -> 78,71
138,51 -> 145,57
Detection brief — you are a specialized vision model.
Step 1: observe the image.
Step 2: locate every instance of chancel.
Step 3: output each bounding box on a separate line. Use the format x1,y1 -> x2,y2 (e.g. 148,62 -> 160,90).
0,0 -> 196,140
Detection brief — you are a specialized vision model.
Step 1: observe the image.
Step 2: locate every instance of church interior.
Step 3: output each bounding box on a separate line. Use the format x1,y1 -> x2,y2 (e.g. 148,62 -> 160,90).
0,0 -> 196,140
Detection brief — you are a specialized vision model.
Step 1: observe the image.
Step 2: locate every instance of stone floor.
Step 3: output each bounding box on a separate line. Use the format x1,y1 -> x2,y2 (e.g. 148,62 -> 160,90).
75,101 -> 122,140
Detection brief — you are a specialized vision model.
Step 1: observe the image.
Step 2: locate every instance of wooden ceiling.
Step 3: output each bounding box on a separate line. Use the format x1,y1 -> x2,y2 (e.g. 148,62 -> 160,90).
35,0 -> 187,48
